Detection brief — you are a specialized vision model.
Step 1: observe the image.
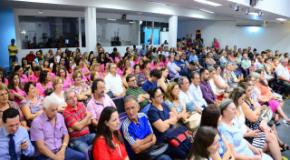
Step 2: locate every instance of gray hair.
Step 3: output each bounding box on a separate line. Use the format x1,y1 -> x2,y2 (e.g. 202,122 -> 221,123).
123,95 -> 138,104
43,95 -> 59,109
64,89 -> 75,101
178,76 -> 188,86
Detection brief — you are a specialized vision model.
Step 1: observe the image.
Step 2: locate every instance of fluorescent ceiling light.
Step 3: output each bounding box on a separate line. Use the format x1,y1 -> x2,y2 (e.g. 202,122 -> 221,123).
194,0 -> 222,7
276,18 -> 287,22
199,8 -> 215,14
107,18 -> 116,21
129,21 -> 135,24
249,12 -> 258,16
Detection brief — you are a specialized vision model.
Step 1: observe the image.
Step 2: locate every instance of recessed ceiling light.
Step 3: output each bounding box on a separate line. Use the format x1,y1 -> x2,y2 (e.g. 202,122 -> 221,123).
194,0 -> 222,7
107,18 -> 117,21
276,18 -> 287,22
199,8 -> 215,14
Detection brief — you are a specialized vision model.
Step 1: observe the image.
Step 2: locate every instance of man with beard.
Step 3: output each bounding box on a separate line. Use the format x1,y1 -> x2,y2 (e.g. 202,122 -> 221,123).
87,79 -> 116,127
200,68 -> 216,104
126,74 -> 149,108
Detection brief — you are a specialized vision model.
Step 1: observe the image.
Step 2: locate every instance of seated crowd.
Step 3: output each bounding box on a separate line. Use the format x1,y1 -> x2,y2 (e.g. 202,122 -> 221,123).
0,40 -> 290,160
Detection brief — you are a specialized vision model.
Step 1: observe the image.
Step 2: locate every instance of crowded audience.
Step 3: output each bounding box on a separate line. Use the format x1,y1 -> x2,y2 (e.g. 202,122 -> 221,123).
0,38 -> 290,160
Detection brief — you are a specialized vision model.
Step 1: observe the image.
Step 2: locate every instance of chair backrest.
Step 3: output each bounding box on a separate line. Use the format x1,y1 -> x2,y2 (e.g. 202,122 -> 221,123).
112,96 -> 125,113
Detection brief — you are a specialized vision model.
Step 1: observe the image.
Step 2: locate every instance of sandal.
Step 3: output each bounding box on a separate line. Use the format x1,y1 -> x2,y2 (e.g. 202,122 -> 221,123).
280,143 -> 290,152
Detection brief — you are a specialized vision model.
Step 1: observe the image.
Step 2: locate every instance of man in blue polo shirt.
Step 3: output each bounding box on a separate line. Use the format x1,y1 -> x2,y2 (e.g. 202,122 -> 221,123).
121,96 -> 171,160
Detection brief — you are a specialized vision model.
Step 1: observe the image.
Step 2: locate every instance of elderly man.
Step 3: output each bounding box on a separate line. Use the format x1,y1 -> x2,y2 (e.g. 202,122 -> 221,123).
87,79 -> 116,127
275,58 -> 290,96
0,108 -> 34,160
104,63 -> 125,98
178,76 -> 203,113
30,95 -> 85,160
189,72 -> 207,109
122,96 -> 171,160
126,74 -> 149,108
63,89 -> 95,160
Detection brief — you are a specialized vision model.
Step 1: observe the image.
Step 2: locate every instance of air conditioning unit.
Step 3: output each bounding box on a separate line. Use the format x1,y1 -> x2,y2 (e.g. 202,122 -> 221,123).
236,20 -> 263,27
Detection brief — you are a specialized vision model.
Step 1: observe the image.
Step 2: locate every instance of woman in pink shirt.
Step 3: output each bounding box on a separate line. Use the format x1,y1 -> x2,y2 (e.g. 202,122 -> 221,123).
57,66 -> 72,90
8,73 -> 26,105
35,70 -> 53,96
80,60 -> 90,82
14,65 -> 29,86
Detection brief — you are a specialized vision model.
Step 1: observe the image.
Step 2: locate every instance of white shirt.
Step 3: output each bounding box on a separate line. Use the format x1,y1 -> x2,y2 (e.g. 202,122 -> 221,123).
189,84 -> 207,107
104,73 -> 124,95
275,63 -> 290,80
50,92 -> 66,107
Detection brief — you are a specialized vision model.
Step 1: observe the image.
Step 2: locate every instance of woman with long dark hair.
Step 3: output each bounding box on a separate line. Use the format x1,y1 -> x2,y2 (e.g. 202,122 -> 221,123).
8,73 -> 26,105
188,126 -> 221,160
92,107 -> 128,160
35,70 -> 53,96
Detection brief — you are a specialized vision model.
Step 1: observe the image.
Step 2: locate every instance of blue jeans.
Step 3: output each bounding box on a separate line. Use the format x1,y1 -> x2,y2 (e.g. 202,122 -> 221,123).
155,154 -> 172,160
70,133 -> 95,160
36,147 -> 86,160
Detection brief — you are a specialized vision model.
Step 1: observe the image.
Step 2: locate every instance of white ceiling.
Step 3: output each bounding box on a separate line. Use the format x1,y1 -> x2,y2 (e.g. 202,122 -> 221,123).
3,0 -> 289,23
141,0 -> 289,22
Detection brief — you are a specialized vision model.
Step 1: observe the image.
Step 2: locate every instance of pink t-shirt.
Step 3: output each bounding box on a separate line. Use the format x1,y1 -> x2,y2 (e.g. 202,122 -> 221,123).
87,95 -> 116,121
28,74 -> 38,84
20,74 -> 29,85
10,88 -> 26,105
63,77 -> 72,90
36,82 -> 53,96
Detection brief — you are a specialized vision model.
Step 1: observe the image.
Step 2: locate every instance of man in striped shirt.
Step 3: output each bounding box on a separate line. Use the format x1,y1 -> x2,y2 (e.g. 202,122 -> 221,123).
63,89 -> 95,160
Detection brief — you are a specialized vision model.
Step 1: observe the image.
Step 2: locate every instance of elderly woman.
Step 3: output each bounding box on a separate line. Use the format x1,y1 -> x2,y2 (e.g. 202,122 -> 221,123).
21,82 -> 43,122
70,71 -> 91,102
218,99 -> 273,160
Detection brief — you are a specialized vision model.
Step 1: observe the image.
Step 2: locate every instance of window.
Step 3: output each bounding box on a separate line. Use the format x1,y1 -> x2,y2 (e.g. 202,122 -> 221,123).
19,16 -> 80,49
96,19 -> 139,46
140,21 -> 168,45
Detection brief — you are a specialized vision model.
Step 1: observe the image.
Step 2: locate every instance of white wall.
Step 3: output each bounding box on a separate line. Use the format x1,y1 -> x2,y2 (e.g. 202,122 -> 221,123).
178,20 -> 290,53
